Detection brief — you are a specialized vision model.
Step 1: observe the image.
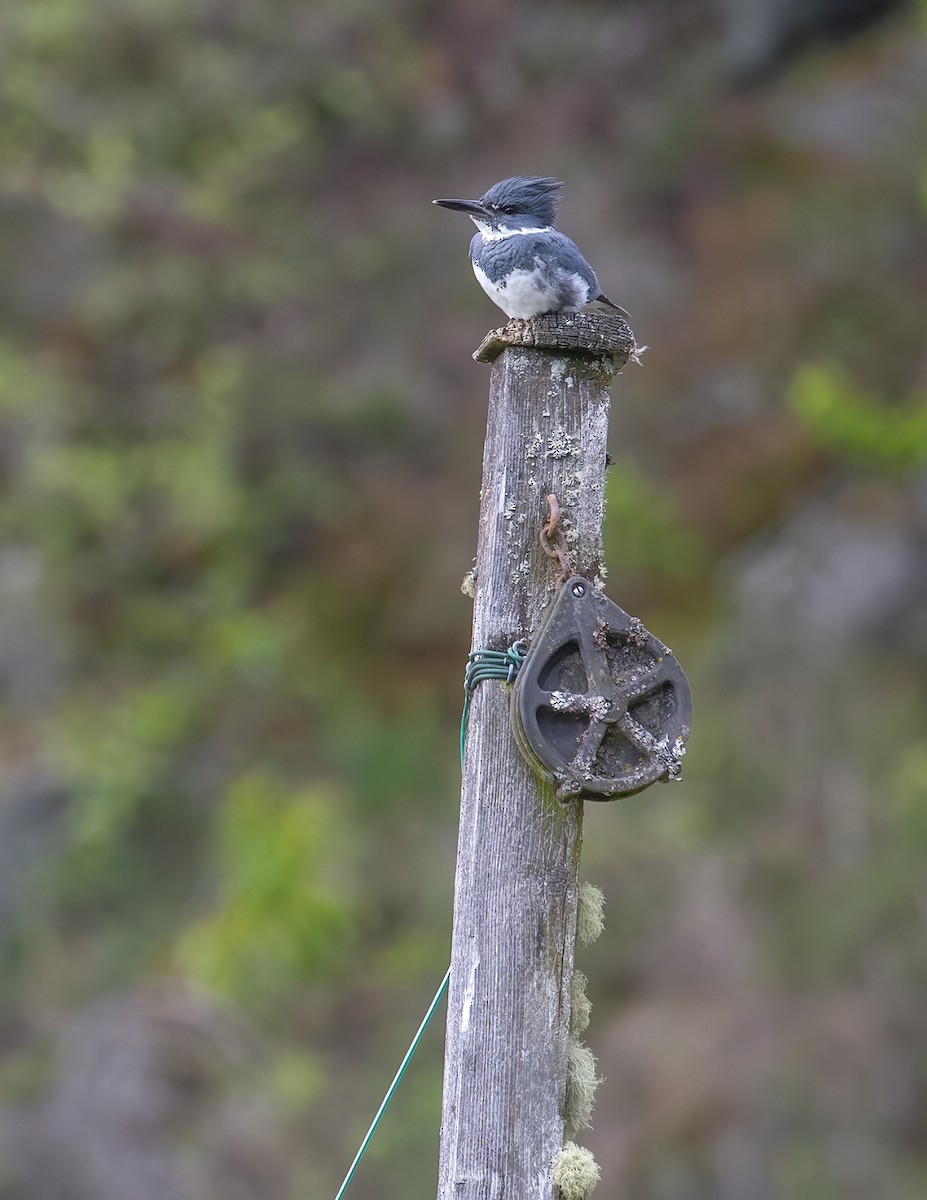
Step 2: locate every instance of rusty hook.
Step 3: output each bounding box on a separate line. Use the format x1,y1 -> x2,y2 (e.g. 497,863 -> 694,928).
539,493 -> 572,581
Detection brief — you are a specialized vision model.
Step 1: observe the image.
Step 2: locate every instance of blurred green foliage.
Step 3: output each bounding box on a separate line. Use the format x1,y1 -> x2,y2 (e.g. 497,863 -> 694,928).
179,771 -> 352,1007
789,363 -> 927,471
604,463 -> 705,578
0,0 -> 925,1197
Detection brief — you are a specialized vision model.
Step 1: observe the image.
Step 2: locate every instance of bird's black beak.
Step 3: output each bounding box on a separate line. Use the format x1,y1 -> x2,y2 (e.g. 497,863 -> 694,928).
433,198 -> 487,216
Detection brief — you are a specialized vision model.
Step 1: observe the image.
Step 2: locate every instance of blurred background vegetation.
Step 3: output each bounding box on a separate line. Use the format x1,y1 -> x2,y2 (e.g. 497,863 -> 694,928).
0,0 -> 926,1197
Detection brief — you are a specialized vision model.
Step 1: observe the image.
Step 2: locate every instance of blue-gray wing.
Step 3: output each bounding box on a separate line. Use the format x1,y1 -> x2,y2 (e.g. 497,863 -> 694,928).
525,232 -> 600,307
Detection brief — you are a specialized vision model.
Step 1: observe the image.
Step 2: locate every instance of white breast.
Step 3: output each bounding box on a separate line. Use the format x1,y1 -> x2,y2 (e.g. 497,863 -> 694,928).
472,260 -> 561,319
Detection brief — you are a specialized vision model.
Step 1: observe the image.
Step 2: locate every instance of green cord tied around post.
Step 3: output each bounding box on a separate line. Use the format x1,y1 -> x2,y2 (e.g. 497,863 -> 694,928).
334,637 -> 528,1200
460,640 -> 528,765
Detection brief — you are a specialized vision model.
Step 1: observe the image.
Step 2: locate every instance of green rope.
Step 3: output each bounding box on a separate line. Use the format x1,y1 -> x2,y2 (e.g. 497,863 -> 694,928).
334,967 -> 451,1200
334,638 -> 528,1199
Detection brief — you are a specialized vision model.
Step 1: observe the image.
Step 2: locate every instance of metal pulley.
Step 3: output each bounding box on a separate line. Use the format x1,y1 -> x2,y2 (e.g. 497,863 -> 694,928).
512,577 -> 692,799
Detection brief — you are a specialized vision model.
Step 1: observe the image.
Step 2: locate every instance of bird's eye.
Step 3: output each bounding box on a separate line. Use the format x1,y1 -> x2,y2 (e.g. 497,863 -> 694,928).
500,206 -> 517,215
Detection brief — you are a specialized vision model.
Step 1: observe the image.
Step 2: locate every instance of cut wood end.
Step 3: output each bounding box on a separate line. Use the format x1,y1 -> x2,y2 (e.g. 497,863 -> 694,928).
473,310 -> 637,365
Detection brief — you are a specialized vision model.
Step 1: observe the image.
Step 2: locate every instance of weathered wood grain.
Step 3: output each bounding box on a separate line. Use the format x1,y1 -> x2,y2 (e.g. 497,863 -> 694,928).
473,310 -> 636,365
437,312 -> 632,1199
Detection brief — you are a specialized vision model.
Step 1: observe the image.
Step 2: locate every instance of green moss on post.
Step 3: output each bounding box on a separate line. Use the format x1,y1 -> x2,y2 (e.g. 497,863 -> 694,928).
577,882 -> 605,946
553,1142 -> 601,1199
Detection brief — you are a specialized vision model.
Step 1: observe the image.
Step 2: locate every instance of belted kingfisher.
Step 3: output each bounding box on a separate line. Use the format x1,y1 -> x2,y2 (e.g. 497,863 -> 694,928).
433,176 -> 629,321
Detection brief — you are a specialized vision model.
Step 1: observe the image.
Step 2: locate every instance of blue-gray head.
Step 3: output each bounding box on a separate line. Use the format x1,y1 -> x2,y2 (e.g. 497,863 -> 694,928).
434,176 -> 562,232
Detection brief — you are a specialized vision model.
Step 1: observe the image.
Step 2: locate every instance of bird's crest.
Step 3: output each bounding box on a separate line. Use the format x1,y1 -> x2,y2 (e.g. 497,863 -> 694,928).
480,177 -> 564,226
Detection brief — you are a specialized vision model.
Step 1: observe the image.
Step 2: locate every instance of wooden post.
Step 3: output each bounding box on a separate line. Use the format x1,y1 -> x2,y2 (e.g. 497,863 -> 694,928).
437,311 -> 635,1199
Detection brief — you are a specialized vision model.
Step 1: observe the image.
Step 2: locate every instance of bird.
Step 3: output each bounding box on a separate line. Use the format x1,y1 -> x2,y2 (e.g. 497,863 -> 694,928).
433,176 -> 629,321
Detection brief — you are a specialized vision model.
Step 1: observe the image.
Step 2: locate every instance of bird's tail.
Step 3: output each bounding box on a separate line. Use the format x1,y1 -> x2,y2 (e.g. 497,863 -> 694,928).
594,293 -> 631,321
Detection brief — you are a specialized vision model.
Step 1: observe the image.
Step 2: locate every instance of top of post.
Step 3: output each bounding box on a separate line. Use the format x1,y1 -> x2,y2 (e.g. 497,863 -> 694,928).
473,310 -> 638,367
